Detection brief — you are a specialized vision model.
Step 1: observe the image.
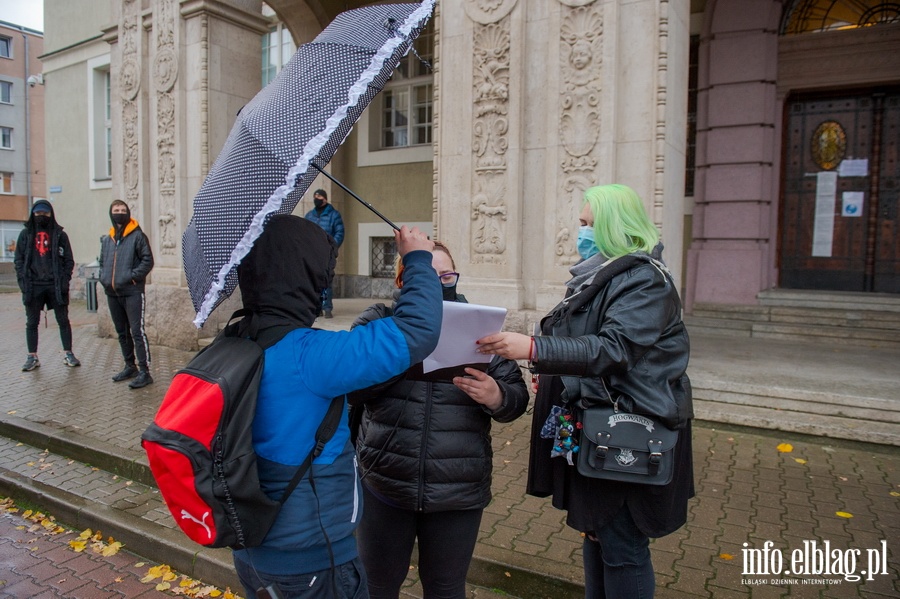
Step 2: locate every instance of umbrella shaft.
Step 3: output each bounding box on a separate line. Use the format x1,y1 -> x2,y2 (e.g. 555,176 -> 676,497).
311,163 -> 400,231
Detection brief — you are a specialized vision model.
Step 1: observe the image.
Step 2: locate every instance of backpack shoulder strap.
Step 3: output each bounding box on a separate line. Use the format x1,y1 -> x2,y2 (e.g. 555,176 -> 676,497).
278,395 -> 345,504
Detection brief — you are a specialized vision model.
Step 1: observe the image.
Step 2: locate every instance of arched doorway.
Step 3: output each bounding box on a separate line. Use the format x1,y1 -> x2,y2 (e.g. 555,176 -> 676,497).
778,1 -> 900,293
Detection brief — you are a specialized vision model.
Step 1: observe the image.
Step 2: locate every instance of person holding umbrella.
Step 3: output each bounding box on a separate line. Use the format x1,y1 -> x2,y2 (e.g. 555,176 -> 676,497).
475,185 -> 693,599
304,188 -> 344,318
231,215 -> 442,599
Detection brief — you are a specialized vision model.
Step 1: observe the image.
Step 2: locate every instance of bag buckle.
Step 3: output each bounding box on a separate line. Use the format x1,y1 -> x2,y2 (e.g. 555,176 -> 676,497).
647,439 -> 663,475
595,431 -> 611,460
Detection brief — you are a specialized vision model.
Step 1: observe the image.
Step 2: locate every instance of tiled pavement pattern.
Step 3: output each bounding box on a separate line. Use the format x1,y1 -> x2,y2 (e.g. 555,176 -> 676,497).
0,292 -> 897,598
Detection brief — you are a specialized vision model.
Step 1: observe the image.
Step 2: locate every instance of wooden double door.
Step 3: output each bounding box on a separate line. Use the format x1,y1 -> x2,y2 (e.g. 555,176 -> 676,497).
780,89 -> 900,293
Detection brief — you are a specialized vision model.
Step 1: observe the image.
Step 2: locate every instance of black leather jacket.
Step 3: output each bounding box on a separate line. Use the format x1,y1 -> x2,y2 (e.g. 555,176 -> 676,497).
349,300 -> 529,512
533,255 -> 692,428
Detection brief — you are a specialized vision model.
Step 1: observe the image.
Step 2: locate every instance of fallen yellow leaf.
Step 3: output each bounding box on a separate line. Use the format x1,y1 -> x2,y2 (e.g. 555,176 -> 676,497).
836,511 -> 853,518
77,529 -> 93,540
794,458 -> 807,464
719,553 -> 734,560
180,578 -> 199,588
163,571 -> 178,582
68,540 -> 87,552
890,491 -> 900,497
115,577 -> 123,583
22,510 -> 33,519
101,541 -> 124,556
209,591 -> 223,598
776,443 -> 793,453
156,582 -> 172,591
134,562 -> 145,567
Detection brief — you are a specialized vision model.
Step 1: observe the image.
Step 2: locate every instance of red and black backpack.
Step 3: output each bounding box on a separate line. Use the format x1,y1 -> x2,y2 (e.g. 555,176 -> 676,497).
141,310 -> 342,549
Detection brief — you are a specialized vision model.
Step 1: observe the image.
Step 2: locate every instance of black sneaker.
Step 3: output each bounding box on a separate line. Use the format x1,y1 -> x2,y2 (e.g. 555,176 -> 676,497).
324,310 -> 333,319
63,352 -> 81,367
22,355 -> 40,372
129,371 -> 154,389
112,365 -> 138,382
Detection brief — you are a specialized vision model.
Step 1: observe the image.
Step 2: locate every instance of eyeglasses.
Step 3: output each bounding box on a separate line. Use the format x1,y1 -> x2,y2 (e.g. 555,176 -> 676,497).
439,272 -> 459,287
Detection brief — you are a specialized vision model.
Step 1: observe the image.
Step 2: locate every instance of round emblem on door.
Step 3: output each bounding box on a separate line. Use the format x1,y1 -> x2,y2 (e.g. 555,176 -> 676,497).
810,120 -> 847,171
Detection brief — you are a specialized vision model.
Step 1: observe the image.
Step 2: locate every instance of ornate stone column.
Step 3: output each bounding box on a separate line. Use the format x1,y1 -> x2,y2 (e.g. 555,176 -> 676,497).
436,0 -> 689,329
105,0 -> 269,349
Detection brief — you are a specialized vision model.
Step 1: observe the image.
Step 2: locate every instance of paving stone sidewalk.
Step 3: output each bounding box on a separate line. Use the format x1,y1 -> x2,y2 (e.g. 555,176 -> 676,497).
0,292 -> 898,598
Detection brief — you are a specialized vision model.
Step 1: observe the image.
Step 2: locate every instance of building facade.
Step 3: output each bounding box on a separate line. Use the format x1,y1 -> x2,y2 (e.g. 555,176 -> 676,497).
40,0 -> 900,349
0,21 -> 44,263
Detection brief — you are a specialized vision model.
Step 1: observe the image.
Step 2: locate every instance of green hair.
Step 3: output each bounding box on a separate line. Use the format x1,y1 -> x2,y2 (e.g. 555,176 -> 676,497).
583,184 -> 659,258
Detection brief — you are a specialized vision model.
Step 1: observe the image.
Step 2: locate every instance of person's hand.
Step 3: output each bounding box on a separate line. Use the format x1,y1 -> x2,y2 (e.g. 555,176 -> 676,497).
452,367 -> 503,411
395,226 -> 434,257
476,332 -> 532,361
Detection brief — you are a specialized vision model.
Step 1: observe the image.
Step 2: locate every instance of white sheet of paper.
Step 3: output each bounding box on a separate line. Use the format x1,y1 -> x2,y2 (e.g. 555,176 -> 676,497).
422,301 -> 508,374
812,171 -> 837,257
838,159 -> 868,178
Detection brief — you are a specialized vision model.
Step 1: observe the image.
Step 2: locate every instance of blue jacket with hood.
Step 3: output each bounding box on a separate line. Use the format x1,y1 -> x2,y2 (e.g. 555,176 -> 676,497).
232,215 -> 441,575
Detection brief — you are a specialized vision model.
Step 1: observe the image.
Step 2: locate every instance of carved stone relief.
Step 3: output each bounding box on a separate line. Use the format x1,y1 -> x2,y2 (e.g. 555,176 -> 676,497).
154,0 -> 178,256
120,0 -> 141,207
464,0 -> 517,25
556,4 -> 602,265
652,0 -> 669,228
471,19 -> 511,263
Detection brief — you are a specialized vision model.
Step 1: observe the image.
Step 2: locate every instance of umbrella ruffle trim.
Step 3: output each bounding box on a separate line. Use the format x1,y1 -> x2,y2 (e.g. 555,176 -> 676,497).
193,0 -> 437,328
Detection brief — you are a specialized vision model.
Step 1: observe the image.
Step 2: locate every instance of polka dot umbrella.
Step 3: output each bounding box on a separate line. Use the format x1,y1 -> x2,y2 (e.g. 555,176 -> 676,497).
183,0 -> 435,328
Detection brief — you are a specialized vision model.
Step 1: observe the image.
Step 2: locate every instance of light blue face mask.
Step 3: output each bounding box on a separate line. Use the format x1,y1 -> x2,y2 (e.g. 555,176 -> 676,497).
577,225 -> 600,260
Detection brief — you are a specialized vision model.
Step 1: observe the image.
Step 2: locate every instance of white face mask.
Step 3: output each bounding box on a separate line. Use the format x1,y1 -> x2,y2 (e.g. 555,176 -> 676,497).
577,225 -> 599,260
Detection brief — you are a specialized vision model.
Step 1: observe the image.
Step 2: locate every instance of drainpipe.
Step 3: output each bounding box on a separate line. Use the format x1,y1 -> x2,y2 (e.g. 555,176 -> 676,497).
22,32 -> 32,211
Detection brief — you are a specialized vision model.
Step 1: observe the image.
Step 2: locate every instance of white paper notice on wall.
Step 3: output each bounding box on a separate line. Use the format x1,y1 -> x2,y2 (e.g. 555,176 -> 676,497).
838,158 -> 869,178
842,192 -> 864,217
812,171 -> 837,257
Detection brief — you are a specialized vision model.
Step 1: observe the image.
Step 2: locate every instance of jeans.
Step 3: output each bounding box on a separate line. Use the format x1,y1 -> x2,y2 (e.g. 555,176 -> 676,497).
107,293 -> 150,369
25,284 -> 72,353
582,507 -> 655,599
234,555 -> 368,599
321,287 -> 334,312
357,485 -> 482,599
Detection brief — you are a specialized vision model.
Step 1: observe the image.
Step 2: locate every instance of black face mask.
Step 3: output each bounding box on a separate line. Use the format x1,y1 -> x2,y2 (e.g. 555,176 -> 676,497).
111,213 -> 130,226
442,283 -> 458,301
34,215 -> 51,229
314,199 -> 326,209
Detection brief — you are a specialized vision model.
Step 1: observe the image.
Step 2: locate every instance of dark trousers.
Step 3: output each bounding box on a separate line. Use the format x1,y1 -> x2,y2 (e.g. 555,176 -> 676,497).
25,284 -> 72,354
357,484 -> 482,599
234,555 -> 368,599
583,506 -> 655,599
107,293 -> 150,369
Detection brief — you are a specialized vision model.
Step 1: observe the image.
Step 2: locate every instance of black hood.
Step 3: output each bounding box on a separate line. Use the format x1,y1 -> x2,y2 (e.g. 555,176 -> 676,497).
238,214 -> 337,329
27,199 -> 57,231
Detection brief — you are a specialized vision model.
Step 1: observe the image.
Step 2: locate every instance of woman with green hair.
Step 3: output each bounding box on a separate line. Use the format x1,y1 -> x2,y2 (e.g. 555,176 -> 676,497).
477,184 -> 693,599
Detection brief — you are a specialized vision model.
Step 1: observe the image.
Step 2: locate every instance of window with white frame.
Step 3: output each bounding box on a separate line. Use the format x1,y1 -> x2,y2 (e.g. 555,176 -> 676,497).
88,55 -> 112,187
0,81 -> 11,104
0,127 -> 11,149
357,21 -> 434,166
261,22 -> 295,87
380,22 -> 433,149
0,37 -> 10,59
1,172 -> 12,193
1,221 -> 23,262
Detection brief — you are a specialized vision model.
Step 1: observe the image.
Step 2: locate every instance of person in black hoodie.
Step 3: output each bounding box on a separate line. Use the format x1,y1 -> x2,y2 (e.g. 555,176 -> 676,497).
99,200 -> 155,389
14,199 -> 80,371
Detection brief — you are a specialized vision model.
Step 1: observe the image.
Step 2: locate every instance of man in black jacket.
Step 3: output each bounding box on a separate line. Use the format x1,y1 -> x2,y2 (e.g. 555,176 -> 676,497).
99,200 -> 155,389
14,200 -> 81,371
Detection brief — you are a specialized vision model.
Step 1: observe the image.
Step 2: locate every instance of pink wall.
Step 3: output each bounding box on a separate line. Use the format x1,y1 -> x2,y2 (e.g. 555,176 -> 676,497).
684,0 -> 782,309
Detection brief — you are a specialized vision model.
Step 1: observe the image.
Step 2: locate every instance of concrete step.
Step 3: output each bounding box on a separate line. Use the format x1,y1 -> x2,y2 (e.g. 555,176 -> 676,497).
757,289 -> 900,312
751,322 -> 900,349
690,379 -> 900,446
682,315 -> 752,337
0,415 -> 581,599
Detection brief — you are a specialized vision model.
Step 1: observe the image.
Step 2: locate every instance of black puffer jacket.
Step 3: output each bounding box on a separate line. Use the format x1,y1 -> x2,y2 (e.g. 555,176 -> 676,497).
99,216 -> 154,297
349,299 -> 529,512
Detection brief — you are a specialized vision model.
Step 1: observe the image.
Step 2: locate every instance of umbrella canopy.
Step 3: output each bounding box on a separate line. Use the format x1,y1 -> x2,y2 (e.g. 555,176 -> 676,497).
183,0 -> 436,327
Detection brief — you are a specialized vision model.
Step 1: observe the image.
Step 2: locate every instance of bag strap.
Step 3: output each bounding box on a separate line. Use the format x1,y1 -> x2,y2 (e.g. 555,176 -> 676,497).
278,395 -> 345,505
